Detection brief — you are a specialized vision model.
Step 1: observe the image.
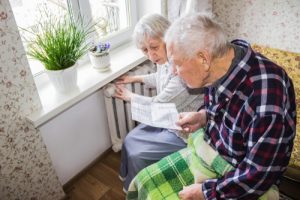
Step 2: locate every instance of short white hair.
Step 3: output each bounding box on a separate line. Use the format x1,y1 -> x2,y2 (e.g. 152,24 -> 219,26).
133,14 -> 170,48
165,13 -> 229,59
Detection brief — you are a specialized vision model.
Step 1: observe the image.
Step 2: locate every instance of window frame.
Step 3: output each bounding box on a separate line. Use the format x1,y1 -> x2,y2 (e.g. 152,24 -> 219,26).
12,0 -> 138,77
70,0 -> 137,47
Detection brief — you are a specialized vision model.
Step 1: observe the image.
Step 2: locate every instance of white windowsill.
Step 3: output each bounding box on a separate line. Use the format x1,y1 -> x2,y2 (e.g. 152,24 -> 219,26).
26,42 -> 146,128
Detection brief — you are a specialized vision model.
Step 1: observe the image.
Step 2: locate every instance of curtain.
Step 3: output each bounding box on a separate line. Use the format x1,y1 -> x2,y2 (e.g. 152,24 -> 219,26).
162,0 -> 213,22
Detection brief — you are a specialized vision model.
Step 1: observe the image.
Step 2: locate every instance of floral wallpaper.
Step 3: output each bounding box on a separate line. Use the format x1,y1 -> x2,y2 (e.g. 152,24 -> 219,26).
0,0 -> 65,199
213,0 -> 300,52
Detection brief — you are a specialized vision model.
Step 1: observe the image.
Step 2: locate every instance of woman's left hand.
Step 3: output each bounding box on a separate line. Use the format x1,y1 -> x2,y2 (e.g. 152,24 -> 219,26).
113,84 -> 133,102
178,184 -> 205,200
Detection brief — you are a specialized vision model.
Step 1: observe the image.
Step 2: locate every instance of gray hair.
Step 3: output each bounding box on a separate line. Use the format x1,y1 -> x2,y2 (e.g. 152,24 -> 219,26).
133,14 -> 170,48
165,13 -> 229,59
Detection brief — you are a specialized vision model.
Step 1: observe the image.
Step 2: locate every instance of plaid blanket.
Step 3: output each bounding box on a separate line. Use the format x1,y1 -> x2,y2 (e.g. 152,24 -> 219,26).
127,129 -> 278,200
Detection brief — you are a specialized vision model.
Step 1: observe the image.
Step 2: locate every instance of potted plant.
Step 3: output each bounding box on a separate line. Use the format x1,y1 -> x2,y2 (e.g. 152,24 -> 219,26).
24,11 -> 94,93
89,42 -> 111,72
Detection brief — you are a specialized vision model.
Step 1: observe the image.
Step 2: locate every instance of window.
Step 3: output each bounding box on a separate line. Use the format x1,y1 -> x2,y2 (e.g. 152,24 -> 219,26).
9,0 -> 137,76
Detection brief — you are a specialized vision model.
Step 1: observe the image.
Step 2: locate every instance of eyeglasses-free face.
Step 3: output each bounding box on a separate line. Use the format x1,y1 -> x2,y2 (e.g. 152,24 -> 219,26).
140,36 -> 168,65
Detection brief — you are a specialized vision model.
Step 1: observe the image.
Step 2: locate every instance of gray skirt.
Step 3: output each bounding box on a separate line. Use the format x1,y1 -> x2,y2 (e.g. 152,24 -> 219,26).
119,123 -> 187,191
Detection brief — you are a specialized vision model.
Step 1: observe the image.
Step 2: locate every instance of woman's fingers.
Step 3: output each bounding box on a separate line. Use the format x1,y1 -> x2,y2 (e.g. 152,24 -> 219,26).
113,94 -> 121,99
115,87 -> 122,95
116,80 -> 124,84
116,75 -> 131,84
113,85 -> 125,98
113,90 -> 126,100
115,84 -> 125,91
115,76 -> 125,84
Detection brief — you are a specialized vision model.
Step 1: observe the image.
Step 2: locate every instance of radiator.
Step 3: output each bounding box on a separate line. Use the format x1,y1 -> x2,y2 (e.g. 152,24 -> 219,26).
104,62 -> 157,152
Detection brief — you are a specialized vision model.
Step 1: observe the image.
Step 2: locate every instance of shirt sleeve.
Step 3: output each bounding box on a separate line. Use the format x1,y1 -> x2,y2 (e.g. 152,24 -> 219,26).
140,73 -> 157,88
202,113 -> 293,199
132,75 -> 201,112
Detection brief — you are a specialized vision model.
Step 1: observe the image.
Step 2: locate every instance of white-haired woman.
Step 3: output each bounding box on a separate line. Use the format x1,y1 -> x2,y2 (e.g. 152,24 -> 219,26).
114,14 -> 203,192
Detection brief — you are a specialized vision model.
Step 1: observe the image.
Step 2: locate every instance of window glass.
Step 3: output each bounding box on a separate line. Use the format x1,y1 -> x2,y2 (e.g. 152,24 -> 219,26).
86,0 -> 130,39
9,0 -> 133,76
10,0 -> 68,75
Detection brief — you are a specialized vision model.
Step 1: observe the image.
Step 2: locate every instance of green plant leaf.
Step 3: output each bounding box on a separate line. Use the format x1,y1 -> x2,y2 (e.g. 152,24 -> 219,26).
23,10 -> 95,70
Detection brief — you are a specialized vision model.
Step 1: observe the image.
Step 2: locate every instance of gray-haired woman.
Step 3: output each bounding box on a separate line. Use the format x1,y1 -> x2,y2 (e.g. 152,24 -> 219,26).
113,14 -> 203,192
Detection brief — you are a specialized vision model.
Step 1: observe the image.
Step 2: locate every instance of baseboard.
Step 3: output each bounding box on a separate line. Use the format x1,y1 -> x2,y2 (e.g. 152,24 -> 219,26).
62,147 -> 113,192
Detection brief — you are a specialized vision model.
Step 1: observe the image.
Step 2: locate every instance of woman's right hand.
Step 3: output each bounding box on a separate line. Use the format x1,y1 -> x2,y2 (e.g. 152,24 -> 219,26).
116,75 -> 142,84
176,110 -> 207,134
113,84 -> 133,102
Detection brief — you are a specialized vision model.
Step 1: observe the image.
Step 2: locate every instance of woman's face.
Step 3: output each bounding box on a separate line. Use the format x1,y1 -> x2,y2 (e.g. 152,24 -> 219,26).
140,36 -> 167,65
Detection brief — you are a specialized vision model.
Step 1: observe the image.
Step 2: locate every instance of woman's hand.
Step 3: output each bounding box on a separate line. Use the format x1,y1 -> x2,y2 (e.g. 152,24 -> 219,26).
176,109 -> 207,134
113,84 -> 133,102
116,75 -> 143,84
179,184 -> 205,200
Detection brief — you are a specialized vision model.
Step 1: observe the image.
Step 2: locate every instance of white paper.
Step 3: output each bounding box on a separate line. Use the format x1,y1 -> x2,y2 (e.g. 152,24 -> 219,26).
131,102 -> 182,130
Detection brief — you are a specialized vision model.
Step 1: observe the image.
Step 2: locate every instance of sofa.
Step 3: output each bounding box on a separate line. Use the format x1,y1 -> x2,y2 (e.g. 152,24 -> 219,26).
253,45 -> 300,200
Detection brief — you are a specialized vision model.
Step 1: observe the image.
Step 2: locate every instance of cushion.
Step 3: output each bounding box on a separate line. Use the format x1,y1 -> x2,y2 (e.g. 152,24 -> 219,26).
252,44 -> 300,169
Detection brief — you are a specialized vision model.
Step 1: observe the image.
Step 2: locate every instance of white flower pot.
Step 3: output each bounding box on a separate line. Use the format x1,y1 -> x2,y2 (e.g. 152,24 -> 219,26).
89,52 -> 111,72
46,63 -> 78,93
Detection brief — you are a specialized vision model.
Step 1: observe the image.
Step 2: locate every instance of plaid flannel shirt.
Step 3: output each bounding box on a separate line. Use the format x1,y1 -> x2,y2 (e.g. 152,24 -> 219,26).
202,40 -> 296,200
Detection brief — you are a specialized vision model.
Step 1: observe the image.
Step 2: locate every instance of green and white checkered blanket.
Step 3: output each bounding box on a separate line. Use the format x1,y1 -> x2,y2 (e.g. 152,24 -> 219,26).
127,129 -> 278,200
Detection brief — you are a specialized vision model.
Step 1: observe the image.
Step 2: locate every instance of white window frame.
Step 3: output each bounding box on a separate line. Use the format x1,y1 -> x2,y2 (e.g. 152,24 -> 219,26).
15,0 -> 137,77
67,0 -> 137,48
72,0 -> 137,49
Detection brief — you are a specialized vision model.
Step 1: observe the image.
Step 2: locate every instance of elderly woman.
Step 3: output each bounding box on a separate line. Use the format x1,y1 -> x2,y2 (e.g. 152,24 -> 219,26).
127,13 -> 295,200
114,14 -> 203,192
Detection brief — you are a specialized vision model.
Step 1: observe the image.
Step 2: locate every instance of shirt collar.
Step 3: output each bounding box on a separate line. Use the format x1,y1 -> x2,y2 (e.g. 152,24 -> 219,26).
206,40 -> 254,103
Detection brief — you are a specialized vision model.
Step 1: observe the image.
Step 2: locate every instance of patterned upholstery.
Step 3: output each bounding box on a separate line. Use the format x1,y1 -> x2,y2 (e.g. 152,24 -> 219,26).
252,44 -> 300,169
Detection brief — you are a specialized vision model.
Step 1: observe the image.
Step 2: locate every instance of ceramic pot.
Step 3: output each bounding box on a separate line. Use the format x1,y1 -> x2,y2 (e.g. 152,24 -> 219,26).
89,51 -> 111,72
46,63 -> 78,93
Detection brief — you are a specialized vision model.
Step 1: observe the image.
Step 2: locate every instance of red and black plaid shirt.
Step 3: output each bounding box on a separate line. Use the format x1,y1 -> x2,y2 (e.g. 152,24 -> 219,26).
202,40 -> 296,200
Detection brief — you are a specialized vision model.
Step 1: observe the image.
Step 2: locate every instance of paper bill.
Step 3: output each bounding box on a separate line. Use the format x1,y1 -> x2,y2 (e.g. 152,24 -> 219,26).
131,102 -> 182,130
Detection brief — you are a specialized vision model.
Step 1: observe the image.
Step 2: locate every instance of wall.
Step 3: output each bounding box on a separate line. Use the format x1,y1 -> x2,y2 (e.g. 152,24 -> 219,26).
0,0 -> 64,199
39,89 -> 111,184
213,0 -> 300,52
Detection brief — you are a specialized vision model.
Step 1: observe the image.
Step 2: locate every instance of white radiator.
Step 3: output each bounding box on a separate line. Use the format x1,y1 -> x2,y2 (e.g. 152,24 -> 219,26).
104,62 -> 157,152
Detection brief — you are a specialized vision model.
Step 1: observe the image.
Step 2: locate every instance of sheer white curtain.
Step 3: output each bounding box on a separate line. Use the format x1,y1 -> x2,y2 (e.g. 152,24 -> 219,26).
162,0 -> 213,22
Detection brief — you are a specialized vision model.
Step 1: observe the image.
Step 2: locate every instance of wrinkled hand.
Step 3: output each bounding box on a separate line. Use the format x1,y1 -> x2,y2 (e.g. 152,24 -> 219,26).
116,75 -> 137,84
179,184 -> 205,200
176,110 -> 207,134
113,85 -> 133,102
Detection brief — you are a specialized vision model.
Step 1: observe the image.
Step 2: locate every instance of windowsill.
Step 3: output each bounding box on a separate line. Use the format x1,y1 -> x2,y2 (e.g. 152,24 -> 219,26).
26,42 -> 147,128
